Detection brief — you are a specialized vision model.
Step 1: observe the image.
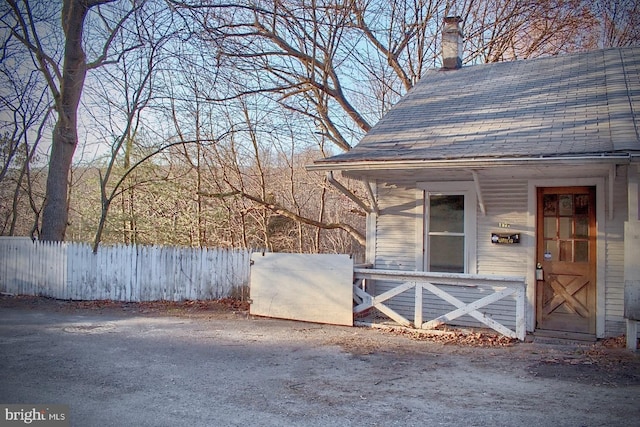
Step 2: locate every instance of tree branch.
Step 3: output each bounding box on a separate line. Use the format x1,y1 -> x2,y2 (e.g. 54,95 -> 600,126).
200,188 -> 365,246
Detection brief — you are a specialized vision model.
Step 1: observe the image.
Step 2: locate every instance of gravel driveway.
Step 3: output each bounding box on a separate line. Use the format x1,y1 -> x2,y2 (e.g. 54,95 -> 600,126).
0,297 -> 638,427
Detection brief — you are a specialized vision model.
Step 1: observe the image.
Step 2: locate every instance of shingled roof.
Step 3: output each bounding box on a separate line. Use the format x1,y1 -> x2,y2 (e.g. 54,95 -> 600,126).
312,47 -> 640,169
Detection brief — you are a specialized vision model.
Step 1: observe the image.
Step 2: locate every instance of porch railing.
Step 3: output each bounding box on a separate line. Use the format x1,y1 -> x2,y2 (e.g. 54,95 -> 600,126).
353,268 -> 526,340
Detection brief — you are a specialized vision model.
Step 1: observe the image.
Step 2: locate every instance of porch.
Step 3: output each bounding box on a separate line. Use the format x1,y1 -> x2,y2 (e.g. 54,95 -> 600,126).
353,267 -> 527,341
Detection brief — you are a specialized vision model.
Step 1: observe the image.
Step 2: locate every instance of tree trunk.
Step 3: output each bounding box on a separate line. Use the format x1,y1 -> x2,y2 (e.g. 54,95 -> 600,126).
41,123 -> 78,240
40,0 -> 90,241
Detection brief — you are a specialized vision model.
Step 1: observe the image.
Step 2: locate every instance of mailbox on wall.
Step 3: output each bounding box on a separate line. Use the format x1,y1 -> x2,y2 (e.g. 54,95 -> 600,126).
491,233 -> 520,244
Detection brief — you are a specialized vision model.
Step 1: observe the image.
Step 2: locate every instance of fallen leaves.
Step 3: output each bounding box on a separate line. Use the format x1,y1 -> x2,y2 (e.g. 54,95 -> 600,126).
369,324 -> 518,347
0,294 -> 250,316
598,335 -> 628,349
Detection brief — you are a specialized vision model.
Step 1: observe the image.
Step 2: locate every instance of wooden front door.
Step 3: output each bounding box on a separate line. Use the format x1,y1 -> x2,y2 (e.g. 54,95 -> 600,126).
536,187 -> 596,335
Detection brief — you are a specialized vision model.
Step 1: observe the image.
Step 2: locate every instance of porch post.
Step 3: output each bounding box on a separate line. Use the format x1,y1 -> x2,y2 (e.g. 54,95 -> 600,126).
515,285 -> 526,341
415,282 -> 423,327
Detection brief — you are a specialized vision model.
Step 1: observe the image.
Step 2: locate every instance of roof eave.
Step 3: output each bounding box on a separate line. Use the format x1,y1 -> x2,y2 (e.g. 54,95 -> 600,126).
306,153 -> 636,173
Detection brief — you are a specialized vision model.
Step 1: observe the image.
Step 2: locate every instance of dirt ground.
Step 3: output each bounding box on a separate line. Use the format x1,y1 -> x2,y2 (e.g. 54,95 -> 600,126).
1,294 -> 639,426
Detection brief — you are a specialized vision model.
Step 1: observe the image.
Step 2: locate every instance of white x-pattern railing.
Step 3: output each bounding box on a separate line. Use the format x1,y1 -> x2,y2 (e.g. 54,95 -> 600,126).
353,268 -> 526,340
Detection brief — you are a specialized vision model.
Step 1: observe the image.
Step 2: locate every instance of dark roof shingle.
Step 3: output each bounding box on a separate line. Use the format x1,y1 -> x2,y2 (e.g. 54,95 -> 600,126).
316,47 -> 640,166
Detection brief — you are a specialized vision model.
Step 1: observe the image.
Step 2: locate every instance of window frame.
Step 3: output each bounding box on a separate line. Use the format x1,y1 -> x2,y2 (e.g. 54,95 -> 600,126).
418,181 -> 477,274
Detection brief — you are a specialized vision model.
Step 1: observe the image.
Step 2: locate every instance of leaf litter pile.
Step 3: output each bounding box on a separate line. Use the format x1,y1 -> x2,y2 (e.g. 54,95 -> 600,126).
377,324 -> 518,347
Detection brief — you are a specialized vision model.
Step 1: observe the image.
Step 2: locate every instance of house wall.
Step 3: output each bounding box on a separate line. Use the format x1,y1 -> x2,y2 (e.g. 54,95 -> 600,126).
371,182 -> 422,315
606,166 -> 628,336
374,182 -> 422,271
370,165 -> 629,337
373,178 -> 524,331
476,179 -> 529,277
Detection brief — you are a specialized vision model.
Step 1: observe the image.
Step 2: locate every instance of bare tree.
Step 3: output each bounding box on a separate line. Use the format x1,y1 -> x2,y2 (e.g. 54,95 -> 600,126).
201,99 -> 367,249
2,0 -> 144,241
595,0 -> 640,47
0,47 -> 51,236
5,0 -> 633,254
165,0 -> 608,256
463,0 -> 600,63
177,0 -> 605,154
85,1 -> 183,251
165,45 -> 226,248
178,0 -> 373,150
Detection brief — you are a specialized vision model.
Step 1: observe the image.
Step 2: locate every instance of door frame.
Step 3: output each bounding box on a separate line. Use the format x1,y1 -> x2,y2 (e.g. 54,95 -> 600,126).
527,178 -> 606,337
535,186 -> 597,335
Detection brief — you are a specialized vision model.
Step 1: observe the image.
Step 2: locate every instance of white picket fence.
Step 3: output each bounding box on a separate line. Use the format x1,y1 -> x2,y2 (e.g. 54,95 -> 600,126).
0,238 -> 252,302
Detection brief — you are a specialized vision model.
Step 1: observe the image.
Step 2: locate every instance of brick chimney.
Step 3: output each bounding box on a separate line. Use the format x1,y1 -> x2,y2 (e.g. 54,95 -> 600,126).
442,16 -> 463,70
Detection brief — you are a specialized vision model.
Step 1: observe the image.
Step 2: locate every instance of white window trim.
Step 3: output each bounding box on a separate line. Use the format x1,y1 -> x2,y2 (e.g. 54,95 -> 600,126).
418,182 -> 477,274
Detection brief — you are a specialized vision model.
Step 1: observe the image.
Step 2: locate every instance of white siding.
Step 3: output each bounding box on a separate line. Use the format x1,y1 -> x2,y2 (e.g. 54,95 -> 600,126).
368,166 -> 629,337
372,181 -> 421,316
372,178 -> 521,329
476,179 -> 529,277
421,177 -> 525,329
420,285 -> 518,330
605,166 -> 627,336
374,182 -> 421,270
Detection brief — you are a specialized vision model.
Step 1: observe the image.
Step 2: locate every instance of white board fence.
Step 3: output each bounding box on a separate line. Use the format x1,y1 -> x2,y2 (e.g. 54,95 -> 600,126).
0,238 -> 251,302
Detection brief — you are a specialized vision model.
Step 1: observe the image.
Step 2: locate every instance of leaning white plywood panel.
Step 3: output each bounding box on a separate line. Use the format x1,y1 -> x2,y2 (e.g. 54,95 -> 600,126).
250,253 -> 353,326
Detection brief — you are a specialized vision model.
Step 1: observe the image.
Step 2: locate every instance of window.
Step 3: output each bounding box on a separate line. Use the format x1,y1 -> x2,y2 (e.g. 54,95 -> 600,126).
420,182 -> 476,274
428,195 -> 465,272
541,190 -> 593,263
